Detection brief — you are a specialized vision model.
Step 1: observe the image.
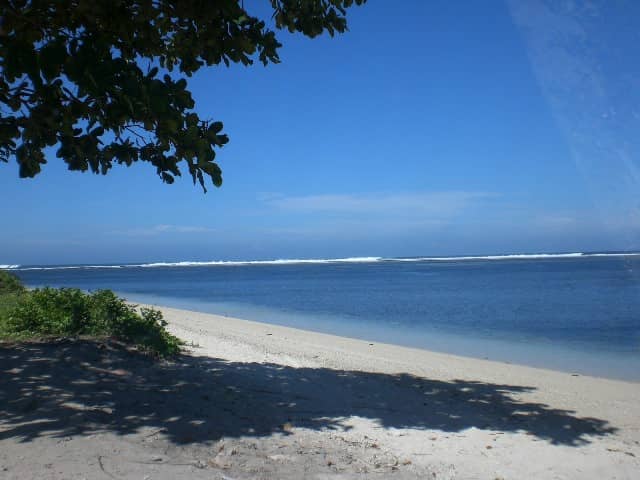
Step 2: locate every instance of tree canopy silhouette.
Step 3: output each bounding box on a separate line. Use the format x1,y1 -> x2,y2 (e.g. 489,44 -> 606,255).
0,0 -> 365,191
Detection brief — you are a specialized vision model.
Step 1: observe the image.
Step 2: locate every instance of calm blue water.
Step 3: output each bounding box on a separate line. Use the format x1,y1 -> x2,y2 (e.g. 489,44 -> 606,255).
8,254 -> 640,380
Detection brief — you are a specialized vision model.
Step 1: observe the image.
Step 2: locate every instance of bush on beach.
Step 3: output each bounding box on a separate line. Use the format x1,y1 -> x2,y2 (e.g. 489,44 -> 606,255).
0,270 -> 25,323
0,269 -> 26,294
0,271 -> 181,356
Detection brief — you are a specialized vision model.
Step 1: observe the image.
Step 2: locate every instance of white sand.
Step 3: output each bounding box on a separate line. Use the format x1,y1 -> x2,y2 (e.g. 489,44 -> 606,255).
159,305 -> 640,479
1,304 -> 639,479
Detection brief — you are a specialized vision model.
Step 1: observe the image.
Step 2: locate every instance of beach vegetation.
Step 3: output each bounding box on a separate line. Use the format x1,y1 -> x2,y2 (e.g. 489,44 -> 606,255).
0,271 -> 181,356
0,269 -> 25,294
0,270 -> 25,322
0,0 -> 365,191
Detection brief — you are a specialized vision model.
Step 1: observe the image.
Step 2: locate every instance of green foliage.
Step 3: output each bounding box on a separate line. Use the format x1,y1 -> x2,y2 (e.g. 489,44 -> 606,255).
0,272 -> 179,355
2,287 -> 181,356
0,0 -> 365,191
0,269 -> 25,294
0,271 -> 25,329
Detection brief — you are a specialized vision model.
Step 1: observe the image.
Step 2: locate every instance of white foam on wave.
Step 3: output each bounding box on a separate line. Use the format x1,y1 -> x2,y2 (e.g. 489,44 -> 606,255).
397,252 -> 587,262
9,252 -> 640,271
136,257 -> 383,268
397,252 -> 640,262
16,265 -> 125,271
584,253 -> 640,257
13,257 -> 384,271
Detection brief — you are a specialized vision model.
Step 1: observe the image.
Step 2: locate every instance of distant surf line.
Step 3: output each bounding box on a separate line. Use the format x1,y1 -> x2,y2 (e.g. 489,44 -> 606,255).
3,252 -> 640,271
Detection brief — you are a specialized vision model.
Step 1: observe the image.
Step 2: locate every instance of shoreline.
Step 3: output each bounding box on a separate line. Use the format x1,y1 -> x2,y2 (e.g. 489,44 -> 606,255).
138,300 -> 640,384
14,252 -> 640,382
153,304 -> 640,389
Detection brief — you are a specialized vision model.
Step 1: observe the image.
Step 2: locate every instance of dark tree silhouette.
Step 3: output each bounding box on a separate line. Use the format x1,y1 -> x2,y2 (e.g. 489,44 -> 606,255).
0,0 -> 365,190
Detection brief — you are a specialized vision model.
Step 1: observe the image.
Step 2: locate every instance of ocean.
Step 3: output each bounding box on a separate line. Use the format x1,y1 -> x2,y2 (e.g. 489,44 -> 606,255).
6,253 -> 640,381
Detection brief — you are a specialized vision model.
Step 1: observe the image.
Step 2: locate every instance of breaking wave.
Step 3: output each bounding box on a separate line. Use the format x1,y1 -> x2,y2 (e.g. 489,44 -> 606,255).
11,257 -> 383,271
7,252 -> 640,271
396,253 -> 586,261
136,257 -> 383,268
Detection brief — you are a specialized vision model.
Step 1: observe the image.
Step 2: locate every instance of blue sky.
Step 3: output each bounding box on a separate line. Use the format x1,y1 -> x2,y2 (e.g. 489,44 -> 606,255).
2,0 -> 639,265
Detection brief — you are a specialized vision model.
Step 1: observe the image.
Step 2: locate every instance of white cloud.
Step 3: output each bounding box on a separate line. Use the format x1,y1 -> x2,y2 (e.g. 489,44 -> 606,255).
533,215 -> 580,228
264,191 -> 496,217
109,224 -> 216,236
153,225 -> 215,233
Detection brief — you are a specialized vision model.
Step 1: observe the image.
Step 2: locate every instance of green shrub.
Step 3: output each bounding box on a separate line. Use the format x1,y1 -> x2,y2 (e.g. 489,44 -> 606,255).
0,271 -> 25,328
4,288 -> 181,356
0,270 -> 25,294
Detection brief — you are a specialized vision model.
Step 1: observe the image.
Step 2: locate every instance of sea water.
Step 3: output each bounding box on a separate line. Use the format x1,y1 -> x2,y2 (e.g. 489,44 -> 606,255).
7,253 -> 640,381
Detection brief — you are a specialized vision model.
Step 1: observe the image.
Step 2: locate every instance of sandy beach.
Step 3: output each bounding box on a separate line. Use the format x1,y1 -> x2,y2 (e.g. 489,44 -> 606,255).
1,304 -> 639,479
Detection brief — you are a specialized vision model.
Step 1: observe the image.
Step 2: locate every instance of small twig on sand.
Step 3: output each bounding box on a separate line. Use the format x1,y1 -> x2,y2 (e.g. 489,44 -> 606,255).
142,427 -> 167,438
97,456 -> 118,480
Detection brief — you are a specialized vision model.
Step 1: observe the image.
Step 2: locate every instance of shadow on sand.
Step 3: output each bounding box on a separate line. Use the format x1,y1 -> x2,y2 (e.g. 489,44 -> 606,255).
0,339 -> 616,447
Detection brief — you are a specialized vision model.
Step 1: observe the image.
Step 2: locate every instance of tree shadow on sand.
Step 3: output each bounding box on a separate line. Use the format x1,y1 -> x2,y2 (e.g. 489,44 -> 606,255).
0,339 -> 616,447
